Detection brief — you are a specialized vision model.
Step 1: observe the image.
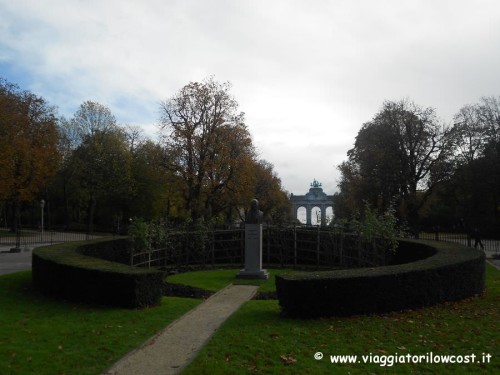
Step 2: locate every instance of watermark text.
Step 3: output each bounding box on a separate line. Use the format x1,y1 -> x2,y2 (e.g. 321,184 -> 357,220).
314,351 -> 492,367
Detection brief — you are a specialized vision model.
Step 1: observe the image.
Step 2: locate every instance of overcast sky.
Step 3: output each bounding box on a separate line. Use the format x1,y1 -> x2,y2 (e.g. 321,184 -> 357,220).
1,0 -> 499,196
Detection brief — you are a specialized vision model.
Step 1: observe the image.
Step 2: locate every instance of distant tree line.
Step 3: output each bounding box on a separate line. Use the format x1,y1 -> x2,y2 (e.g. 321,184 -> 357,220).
334,97 -> 500,237
3,74 -> 497,236
0,77 -> 290,232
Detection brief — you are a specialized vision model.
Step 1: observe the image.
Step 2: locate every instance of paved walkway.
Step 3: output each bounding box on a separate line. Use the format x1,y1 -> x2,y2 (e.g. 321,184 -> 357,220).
487,258 -> 500,270
0,246 -> 33,275
0,232 -> 102,275
103,284 -> 259,375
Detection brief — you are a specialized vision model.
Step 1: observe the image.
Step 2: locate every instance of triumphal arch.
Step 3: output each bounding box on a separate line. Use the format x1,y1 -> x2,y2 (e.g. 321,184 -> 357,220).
290,179 -> 334,226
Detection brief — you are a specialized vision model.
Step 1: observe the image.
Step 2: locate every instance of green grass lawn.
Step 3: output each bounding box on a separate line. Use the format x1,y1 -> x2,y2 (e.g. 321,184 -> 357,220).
1,265 -> 498,374
0,271 -> 201,375
182,264 -> 499,374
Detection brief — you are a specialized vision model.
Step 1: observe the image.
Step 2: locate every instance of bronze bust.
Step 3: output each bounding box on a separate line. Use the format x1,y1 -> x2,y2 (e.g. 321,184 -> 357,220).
245,199 -> 264,224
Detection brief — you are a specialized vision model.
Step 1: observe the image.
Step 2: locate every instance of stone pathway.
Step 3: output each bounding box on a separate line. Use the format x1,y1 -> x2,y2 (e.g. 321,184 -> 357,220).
103,284 -> 259,375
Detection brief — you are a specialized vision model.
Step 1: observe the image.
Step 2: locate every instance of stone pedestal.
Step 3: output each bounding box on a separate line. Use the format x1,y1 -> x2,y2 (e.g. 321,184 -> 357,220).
237,224 -> 269,279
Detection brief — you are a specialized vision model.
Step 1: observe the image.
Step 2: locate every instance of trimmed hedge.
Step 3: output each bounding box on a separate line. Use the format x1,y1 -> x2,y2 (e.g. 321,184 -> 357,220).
276,239 -> 485,318
77,238 -> 132,265
32,238 -> 163,308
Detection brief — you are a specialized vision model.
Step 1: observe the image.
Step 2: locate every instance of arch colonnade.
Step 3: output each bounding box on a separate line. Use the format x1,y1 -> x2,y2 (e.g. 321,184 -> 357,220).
290,179 -> 334,226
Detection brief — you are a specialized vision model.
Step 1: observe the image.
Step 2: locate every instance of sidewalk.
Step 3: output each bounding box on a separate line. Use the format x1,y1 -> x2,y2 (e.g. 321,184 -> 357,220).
0,230 -> 101,247
487,258 -> 500,270
0,241 -> 66,275
103,284 -> 259,375
0,246 -> 33,275
0,232 -> 102,275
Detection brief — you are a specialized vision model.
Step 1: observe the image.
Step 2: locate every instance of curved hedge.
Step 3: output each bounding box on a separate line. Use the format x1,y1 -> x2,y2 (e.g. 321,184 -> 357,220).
32,238 -> 163,308
77,238 -> 132,265
275,239 -> 485,318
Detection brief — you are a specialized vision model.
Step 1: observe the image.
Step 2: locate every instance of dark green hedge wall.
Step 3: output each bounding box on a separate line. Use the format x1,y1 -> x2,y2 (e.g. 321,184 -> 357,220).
77,238 -> 132,265
276,239 -> 485,318
32,238 -> 163,308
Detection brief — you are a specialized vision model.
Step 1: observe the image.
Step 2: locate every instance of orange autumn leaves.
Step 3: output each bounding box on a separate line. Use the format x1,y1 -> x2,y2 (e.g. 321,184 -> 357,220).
0,79 -> 60,202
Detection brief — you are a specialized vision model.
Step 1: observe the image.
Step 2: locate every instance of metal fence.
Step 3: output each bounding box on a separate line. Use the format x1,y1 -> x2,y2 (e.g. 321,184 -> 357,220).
131,229 -> 244,268
416,231 -> 500,256
131,225 -> 389,269
130,225 -> 500,270
262,226 -> 387,268
0,228 -> 101,249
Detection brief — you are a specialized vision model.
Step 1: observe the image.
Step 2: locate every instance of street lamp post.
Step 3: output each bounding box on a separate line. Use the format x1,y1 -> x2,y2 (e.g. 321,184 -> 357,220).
40,199 -> 45,240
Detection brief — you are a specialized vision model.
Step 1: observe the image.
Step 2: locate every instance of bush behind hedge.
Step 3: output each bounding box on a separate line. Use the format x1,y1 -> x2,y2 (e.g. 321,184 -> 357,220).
276,239 -> 485,318
32,238 -> 163,308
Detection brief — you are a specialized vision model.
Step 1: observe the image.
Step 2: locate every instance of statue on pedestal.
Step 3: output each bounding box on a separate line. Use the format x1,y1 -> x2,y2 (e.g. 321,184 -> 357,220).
237,199 -> 269,280
245,199 -> 263,224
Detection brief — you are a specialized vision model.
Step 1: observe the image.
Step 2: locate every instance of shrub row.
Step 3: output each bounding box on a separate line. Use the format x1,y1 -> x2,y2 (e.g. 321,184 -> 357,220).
275,239 -> 485,318
32,238 -> 163,308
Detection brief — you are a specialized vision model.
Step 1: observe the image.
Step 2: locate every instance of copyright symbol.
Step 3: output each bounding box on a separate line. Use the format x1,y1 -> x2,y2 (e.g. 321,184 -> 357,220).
314,352 -> 323,360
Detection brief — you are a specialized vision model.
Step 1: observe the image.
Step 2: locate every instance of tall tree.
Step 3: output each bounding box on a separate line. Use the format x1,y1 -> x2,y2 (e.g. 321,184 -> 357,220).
128,140 -> 179,220
58,101 -> 132,232
477,96 -> 500,143
71,100 -> 117,141
69,128 -> 133,232
337,99 -> 455,226
0,78 -> 60,229
251,159 -> 290,223
442,96 -> 500,229
452,104 -> 488,165
451,96 -> 500,166
348,119 -> 402,211
333,160 -> 363,219
159,78 -> 255,220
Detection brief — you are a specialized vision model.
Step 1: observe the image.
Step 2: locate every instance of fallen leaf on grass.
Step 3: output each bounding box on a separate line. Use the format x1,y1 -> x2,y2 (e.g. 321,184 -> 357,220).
280,354 -> 297,365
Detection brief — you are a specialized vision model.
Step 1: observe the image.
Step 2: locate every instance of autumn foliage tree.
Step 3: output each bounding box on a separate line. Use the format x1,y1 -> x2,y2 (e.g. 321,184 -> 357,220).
1,78 -> 290,230
250,159 -> 290,222
159,78 -> 256,221
0,78 -> 60,229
